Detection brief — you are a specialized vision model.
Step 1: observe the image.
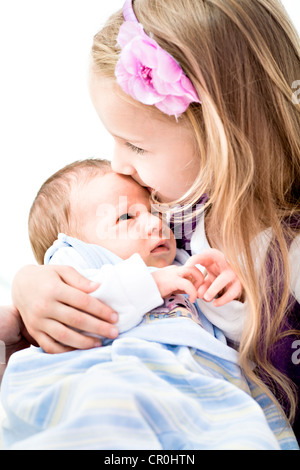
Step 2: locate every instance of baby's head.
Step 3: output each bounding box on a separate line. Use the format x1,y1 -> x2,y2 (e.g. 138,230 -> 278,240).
29,158 -> 176,268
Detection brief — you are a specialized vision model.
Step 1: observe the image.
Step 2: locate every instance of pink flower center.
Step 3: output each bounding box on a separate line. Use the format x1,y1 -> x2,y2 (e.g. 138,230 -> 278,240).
139,65 -> 153,84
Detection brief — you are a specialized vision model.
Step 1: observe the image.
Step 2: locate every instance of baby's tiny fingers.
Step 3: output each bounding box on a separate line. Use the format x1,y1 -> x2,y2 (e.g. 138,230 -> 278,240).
175,278 -> 198,303
179,266 -> 204,287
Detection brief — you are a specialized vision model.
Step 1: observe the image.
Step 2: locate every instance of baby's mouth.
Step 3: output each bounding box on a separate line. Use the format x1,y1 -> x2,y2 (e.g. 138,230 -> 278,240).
150,239 -> 169,254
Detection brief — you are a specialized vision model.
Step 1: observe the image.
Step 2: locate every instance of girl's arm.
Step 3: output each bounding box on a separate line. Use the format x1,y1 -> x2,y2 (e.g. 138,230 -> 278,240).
0,305 -> 35,383
12,264 -> 119,354
12,252 -> 205,353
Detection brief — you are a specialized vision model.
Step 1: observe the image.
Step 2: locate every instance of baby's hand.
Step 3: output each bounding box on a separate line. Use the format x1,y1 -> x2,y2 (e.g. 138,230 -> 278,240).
185,249 -> 243,306
152,265 -> 204,303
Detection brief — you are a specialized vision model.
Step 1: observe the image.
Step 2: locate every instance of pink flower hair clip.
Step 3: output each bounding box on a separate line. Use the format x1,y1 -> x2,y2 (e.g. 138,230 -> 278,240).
115,0 -> 201,118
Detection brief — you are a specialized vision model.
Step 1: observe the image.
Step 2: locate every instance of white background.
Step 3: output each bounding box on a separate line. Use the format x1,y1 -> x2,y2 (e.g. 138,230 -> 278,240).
0,0 -> 299,303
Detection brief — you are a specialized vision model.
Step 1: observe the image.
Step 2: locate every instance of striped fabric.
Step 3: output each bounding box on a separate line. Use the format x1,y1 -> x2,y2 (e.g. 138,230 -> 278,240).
1,317 -> 298,450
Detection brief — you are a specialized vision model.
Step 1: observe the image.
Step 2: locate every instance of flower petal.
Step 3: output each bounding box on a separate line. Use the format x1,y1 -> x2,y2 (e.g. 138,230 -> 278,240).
117,22 -> 144,48
120,43 -> 141,75
180,75 -> 200,102
115,19 -> 200,116
132,78 -> 162,104
152,73 -> 184,96
156,47 -> 182,82
115,61 -> 129,85
132,39 -> 157,69
156,94 -> 191,116
127,75 -> 140,97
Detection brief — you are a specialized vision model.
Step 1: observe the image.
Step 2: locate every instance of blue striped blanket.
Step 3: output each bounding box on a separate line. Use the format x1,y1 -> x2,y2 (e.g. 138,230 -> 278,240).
1,316 -> 298,450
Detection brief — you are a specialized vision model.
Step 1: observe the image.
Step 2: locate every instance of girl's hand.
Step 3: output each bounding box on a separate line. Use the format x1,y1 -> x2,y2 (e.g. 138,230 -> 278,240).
152,265 -> 204,303
185,249 -> 243,306
0,304 -> 34,360
0,304 -> 35,383
12,265 -> 119,354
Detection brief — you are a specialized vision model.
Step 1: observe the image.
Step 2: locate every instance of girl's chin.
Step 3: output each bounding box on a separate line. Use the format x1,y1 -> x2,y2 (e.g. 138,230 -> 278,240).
149,187 -> 182,204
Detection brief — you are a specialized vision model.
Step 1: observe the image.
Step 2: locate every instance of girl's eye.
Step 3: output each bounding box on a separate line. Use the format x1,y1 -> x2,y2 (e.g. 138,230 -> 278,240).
118,213 -> 133,222
126,142 -> 145,155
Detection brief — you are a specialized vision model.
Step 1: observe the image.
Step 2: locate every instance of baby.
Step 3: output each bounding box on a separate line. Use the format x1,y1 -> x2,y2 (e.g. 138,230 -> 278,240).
28,158 -> 242,343
3,166 -> 296,452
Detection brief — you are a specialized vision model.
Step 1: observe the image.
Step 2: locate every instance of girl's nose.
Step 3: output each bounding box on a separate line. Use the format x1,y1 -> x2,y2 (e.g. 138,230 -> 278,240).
111,158 -> 134,175
111,148 -> 135,176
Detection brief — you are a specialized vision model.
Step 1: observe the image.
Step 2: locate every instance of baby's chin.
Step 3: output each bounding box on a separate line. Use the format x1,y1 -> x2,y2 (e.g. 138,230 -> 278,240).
144,253 -> 176,269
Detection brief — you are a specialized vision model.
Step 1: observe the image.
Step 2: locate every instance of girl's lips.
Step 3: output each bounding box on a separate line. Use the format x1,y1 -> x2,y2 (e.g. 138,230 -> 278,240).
131,176 -> 151,190
131,175 -> 154,195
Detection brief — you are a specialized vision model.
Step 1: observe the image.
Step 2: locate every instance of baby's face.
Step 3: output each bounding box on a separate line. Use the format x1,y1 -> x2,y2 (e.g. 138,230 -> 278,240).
71,172 -> 177,268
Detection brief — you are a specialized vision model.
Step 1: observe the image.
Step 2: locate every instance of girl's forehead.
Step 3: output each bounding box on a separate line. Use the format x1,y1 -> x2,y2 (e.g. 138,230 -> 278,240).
90,73 -> 183,141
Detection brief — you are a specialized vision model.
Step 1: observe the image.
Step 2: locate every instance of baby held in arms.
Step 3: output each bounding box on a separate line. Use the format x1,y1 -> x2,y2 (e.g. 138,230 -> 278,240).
2,158 -> 298,452
26,158 -> 243,348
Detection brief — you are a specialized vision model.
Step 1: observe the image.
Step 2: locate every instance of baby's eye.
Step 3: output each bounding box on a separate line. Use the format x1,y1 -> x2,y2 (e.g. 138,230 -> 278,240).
118,213 -> 133,222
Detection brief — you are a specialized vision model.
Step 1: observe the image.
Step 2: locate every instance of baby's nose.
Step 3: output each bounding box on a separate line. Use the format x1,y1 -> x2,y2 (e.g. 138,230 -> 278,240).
142,212 -> 163,237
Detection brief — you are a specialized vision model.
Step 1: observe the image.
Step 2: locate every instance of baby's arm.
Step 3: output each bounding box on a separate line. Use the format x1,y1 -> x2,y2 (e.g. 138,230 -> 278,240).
22,246 -> 165,342
77,257 -> 204,331
46,245 -> 205,333
83,254 -> 165,332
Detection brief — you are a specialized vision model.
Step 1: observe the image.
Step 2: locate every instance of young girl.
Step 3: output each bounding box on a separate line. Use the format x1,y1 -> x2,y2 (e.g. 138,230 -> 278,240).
11,0 -> 300,440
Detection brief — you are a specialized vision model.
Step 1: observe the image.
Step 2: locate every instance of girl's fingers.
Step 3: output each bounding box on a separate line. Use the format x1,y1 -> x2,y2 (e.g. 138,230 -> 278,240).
56,265 -> 100,293
197,279 -> 213,299
203,270 -> 236,302
56,283 -> 117,321
56,304 -> 119,340
45,320 -> 102,350
36,316 -> 117,353
213,280 -> 243,307
186,249 -> 226,271
35,331 -> 76,354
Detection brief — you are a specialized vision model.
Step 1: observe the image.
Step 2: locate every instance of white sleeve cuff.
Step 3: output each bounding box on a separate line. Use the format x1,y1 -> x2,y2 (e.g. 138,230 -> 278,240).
89,254 -> 164,332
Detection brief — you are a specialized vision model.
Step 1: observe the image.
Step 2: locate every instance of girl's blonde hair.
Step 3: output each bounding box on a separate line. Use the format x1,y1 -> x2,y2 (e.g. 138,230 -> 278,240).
92,0 -> 300,421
